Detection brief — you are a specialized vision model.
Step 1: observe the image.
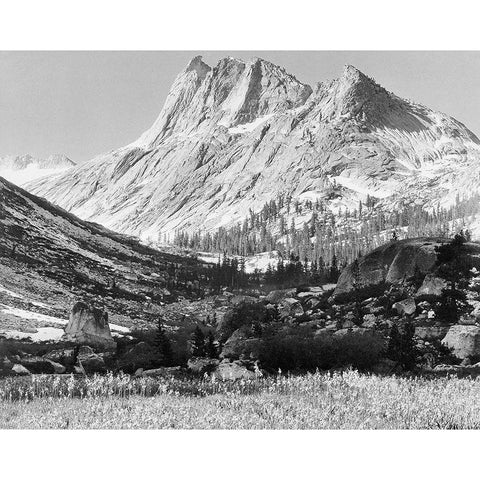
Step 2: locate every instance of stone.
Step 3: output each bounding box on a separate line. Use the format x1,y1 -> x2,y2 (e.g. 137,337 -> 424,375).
43,348 -> 76,366
76,345 -> 106,374
334,239 -> 441,295
306,298 -> 321,309
392,297 -> 416,316
221,328 -> 262,360
19,356 -> 56,374
187,357 -> 220,374
46,360 -> 66,374
278,298 -> 304,319
415,325 -> 449,340
297,291 -> 313,299
12,364 -> 30,375
442,325 -> 480,360
265,289 -> 296,304
214,361 -> 256,380
61,301 -> 116,349
416,274 -> 446,297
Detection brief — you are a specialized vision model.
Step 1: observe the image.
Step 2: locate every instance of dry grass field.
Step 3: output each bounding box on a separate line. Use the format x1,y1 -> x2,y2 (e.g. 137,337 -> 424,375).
2,370 -> 480,429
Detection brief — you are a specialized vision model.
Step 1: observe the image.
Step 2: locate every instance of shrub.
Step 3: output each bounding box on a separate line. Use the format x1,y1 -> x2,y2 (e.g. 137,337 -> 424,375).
256,330 -> 385,373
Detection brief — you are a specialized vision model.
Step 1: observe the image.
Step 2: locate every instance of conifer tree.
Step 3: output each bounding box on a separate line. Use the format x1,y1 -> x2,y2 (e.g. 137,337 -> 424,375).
191,325 -> 206,357
205,331 -> 218,359
154,319 -> 173,366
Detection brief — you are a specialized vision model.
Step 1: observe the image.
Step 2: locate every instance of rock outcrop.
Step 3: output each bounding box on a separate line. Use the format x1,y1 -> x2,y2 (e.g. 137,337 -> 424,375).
61,302 -> 115,349
442,325 -> 480,360
335,238 -> 480,295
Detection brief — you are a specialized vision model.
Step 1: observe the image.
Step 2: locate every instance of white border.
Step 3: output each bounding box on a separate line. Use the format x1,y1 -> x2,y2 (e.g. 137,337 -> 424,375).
0,0 -> 479,50
2,0 -> 480,478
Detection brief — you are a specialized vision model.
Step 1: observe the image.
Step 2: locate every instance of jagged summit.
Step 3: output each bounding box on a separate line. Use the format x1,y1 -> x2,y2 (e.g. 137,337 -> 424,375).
25,58 -> 480,241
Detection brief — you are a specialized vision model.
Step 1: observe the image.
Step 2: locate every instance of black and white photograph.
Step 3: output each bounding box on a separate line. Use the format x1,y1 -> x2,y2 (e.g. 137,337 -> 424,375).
1,1 -> 480,477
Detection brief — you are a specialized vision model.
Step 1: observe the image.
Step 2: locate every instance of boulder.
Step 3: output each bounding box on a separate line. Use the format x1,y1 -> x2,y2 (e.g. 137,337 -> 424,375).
335,239 -> 480,296
43,348 -> 76,367
278,298 -> 304,319
220,326 -> 263,359
12,364 -> 30,375
46,360 -> 66,374
19,356 -> 56,374
214,361 -> 256,380
334,238 -> 442,295
392,297 -> 416,316
442,325 -> 480,360
415,325 -> 449,340
76,345 -> 106,374
61,301 -> 116,349
187,357 -> 220,374
416,274 -> 446,297
265,289 -> 296,303
306,298 -> 321,309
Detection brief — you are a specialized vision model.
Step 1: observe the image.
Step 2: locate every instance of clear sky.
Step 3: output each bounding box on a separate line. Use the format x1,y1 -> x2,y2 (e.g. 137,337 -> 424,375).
1,51 -> 480,164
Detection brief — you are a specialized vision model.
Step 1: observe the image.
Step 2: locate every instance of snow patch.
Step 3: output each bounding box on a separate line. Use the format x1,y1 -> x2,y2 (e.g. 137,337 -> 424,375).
0,327 -> 65,342
0,304 -> 130,333
227,114 -> 274,134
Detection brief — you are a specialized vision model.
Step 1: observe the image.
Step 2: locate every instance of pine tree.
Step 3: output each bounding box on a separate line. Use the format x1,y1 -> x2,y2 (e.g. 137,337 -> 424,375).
191,325 -> 206,357
386,322 -> 418,371
435,233 -> 473,322
205,331 -> 218,359
351,259 -> 363,325
154,319 -> 173,366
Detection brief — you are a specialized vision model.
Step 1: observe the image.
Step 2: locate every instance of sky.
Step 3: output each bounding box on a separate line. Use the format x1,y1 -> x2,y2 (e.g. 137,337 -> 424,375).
1,51 -> 480,164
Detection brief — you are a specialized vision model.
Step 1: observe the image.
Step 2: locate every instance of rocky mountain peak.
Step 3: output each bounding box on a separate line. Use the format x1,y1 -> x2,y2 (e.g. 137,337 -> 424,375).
184,55 -> 211,79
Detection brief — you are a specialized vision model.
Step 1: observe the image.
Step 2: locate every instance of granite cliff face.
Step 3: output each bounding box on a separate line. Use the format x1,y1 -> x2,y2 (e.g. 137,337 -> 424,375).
26,57 -> 480,241
334,238 -> 480,295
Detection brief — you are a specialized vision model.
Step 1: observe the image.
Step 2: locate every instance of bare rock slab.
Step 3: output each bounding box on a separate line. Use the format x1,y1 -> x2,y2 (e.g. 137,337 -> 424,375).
61,301 -> 115,349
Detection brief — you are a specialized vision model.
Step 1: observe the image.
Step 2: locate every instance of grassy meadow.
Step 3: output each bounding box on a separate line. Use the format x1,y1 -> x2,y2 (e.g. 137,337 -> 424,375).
2,370 -> 480,429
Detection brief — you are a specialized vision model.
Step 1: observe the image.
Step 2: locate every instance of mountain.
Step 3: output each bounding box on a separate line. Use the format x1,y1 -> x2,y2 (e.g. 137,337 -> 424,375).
26,57 -> 480,243
0,154 -> 75,186
0,176 -> 208,330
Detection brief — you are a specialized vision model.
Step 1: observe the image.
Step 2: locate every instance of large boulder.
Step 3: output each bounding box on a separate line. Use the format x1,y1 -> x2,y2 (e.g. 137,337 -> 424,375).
19,355 -> 56,374
392,297 -> 416,316
61,302 -> 116,349
442,325 -> 480,360
220,327 -> 262,360
43,348 -> 76,367
415,325 -> 449,340
12,364 -> 30,376
278,298 -> 304,319
265,289 -> 296,303
336,239 -> 480,296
